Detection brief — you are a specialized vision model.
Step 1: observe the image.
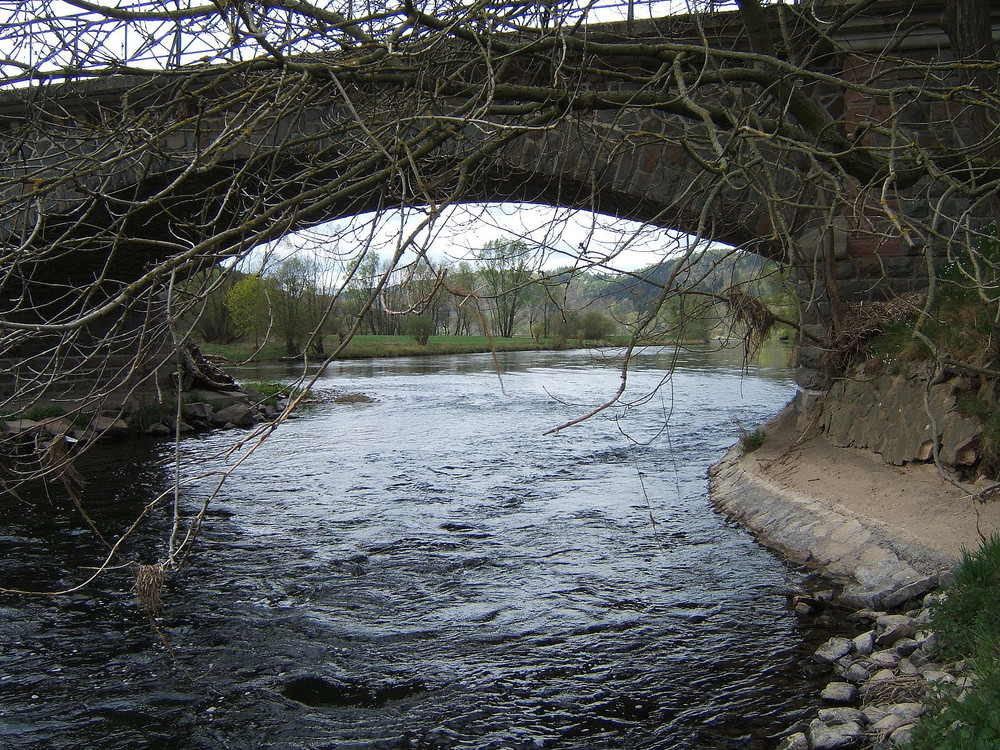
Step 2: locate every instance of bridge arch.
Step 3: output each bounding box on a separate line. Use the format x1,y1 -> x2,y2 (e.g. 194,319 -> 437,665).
0,0 -> 995,421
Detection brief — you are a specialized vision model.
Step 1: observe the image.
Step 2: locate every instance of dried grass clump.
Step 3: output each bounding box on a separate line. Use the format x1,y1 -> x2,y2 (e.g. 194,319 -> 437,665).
825,291 -> 925,375
135,563 -> 165,617
725,287 -> 777,369
862,675 -> 927,705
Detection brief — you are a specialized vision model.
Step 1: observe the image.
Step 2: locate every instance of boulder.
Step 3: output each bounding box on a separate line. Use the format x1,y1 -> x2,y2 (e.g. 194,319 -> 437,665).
2,418 -> 40,434
897,658 -> 920,676
885,702 -> 926,723
875,614 -> 917,647
188,389 -> 247,407
868,668 -> 897,684
889,724 -> 917,746
880,577 -> 937,609
42,417 -> 76,438
852,631 -> 874,656
921,670 -> 956,685
182,402 -> 214,421
870,650 -> 900,669
88,416 -> 131,438
814,637 -> 854,664
820,682 -> 857,705
808,718 -> 864,749
871,713 -> 910,736
210,403 -> 260,427
817,707 -> 867,726
919,632 -> 938,653
794,600 -> 815,616
843,663 -> 871,684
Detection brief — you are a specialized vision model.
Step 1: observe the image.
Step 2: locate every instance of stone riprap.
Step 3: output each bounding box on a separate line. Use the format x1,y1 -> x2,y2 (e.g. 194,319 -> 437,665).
775,593 -> 970,750
709,447 -> 948,609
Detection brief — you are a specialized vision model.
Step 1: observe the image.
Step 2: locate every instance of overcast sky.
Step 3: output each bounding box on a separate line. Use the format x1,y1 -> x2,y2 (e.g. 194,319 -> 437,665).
269,202 -> 721,276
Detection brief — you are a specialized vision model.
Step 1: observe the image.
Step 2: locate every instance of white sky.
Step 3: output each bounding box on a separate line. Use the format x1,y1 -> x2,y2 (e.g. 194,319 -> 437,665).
270,202 -> 720,276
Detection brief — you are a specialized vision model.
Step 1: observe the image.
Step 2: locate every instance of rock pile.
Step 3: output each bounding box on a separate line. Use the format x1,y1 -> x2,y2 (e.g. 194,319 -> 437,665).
778,592 -> 969,750
142,389 -> 284,436
0,388 -> 289,446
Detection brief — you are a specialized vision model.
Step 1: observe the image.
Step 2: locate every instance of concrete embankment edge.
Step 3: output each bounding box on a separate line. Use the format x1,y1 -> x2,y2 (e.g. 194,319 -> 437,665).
707,419 -> 954,609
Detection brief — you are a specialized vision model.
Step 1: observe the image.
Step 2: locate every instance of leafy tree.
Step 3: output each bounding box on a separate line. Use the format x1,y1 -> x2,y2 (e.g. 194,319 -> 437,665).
267,256 -> 331,356
225,274 -> 270,348
445,261 -> 484,337
478,239 -> 535,338
179,269 -> 240,344
344,251 -> 400,336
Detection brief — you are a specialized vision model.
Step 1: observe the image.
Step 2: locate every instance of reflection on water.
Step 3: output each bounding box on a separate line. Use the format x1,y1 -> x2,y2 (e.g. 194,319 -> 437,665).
0,345 -> 820,750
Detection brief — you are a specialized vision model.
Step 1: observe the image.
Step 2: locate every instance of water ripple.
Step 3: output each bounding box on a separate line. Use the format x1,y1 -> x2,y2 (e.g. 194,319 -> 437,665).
0,346 -> 828,750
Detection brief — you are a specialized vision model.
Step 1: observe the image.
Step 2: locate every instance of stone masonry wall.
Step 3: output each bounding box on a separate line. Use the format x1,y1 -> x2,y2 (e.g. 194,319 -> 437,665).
820,367 -> 984,471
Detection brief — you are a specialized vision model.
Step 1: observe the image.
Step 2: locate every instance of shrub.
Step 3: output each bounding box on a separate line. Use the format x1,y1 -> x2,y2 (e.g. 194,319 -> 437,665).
739,428 -> 767,453
404,314 -> 435,345
579,310 -> 617,341
22,404 -> 67,421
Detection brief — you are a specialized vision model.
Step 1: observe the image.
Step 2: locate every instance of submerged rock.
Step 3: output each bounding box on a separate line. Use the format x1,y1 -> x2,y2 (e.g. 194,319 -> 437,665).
776,732 -> 809,750
280,674 -> 424,708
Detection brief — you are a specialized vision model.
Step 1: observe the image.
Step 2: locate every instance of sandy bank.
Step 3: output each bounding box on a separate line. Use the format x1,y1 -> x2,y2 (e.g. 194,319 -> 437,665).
709,404 -> 1000,607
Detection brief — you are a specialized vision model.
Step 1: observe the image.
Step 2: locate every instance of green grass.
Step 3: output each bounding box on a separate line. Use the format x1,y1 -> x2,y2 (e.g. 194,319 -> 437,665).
907,535 -> 1000,749
0,404 -> 68,422
241,380 -> 309,406
199,334 -> 634,363
739,428 -> 767,453
198,340 -> 289,362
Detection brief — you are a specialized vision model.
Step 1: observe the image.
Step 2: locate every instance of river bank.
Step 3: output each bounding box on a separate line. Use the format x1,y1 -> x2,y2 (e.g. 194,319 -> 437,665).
710,403 -> 1000,606
710,402 -> 1000,748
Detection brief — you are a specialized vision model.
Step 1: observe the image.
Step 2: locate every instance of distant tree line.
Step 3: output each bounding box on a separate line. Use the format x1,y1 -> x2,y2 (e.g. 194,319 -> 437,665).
184,239 -> 794,353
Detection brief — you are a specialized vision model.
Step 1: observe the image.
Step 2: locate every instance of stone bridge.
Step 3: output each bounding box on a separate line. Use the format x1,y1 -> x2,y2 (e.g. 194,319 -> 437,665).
0,0 -> 993,410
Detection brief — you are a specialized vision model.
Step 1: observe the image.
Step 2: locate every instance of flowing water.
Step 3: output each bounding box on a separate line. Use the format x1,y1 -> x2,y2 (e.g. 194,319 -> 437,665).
1,345 -> 831,750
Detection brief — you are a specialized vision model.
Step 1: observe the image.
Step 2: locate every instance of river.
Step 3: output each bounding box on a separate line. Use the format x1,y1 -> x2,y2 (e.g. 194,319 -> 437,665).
1,345 -> 832,749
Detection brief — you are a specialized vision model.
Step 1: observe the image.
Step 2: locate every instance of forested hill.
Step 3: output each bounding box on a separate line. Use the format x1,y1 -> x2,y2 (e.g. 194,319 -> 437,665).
565,247 -> 791,317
